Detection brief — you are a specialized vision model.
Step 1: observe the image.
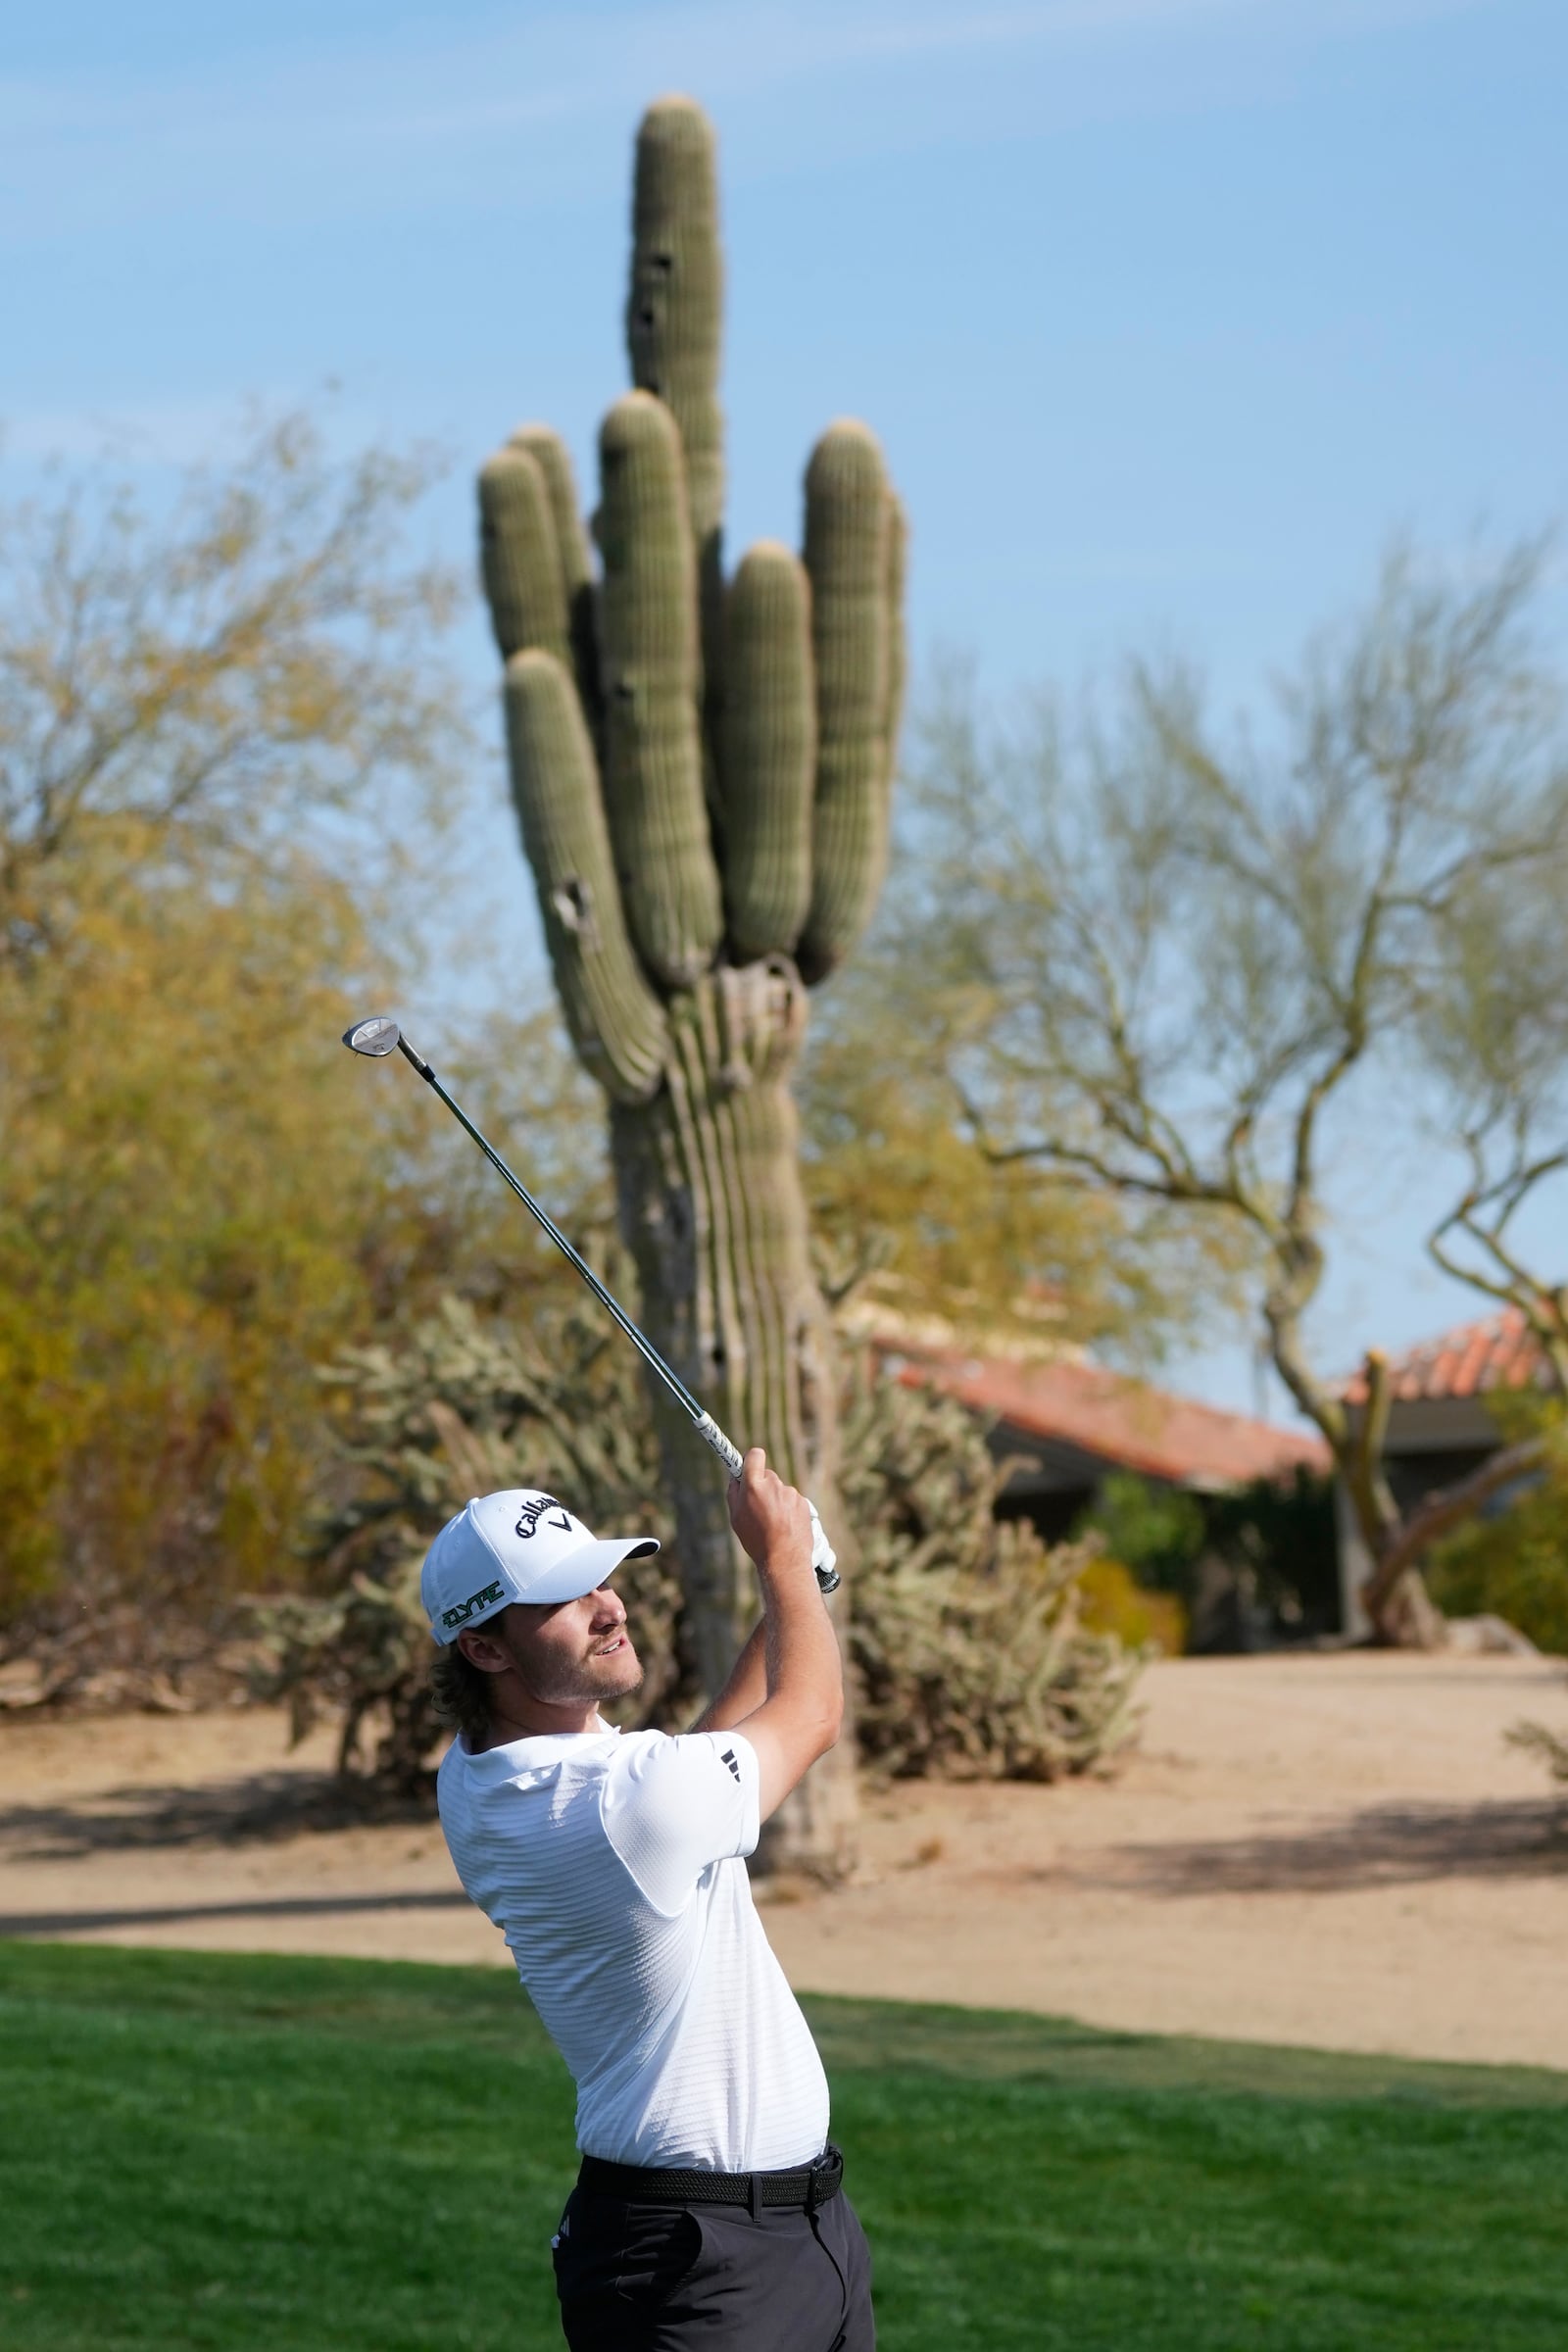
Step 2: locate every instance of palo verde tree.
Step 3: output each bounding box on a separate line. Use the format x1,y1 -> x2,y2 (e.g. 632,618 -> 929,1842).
0,414 -> 468,1688
904,542 -> 1568,1645
0,412 -> 461,952
475,98 -> 905,1869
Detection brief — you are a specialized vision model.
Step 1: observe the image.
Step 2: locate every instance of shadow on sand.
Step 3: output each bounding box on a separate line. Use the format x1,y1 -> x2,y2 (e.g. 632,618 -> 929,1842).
1080,1795 -> 1568,1895
0,1886 -> 469,1938
0,1768 -> 434,1863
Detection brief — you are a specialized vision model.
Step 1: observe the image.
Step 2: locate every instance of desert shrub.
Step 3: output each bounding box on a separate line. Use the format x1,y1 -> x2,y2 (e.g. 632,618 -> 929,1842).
1074,1556 -> 1187,1655
842,1373 -> 1145,1781
1079,1473 -> 1205,1594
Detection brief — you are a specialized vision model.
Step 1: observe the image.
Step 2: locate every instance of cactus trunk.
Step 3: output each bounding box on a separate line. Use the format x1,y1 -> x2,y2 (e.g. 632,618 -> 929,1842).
610,969 -> 857,1878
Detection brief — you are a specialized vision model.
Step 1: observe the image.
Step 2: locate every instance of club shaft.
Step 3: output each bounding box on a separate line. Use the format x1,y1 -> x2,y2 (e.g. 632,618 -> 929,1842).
404,1043 -> 722,1446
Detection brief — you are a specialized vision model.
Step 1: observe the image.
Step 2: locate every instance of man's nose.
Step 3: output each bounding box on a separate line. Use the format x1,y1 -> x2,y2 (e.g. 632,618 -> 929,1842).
590,1588 -> 626,1626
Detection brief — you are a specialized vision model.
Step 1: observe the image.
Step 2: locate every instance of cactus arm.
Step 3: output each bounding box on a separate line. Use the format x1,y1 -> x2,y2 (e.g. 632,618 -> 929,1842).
625,93 -> 727,829
509,424 -> 602,740
477,445 -> 571,669
597,390 -> 724,990
798,419 -> 894,985
720,541 -> 815,960
502,649 -> 667,1102
625,96 -> 724,577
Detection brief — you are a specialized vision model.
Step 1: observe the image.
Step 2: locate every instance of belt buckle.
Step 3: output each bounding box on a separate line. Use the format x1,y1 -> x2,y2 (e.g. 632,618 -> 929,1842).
806,2144 -> 840,2217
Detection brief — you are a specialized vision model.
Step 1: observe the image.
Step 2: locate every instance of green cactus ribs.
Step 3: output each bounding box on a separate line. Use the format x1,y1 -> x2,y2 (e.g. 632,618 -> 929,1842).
626,96 -> 724,562
478,93 -> 905,1021
597,390 -> 723,989
722,542 -> 813,961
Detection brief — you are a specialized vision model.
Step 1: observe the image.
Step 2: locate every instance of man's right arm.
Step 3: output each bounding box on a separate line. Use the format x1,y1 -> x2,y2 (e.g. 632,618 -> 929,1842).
724,1448 -> 844,1822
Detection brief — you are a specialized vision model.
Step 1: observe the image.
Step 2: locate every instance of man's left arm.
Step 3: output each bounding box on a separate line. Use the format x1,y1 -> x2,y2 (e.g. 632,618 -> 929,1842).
689,1618 -> 765,1734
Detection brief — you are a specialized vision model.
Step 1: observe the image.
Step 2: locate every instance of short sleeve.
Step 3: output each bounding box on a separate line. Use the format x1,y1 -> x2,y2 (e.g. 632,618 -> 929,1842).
600,1731 -> 760,1915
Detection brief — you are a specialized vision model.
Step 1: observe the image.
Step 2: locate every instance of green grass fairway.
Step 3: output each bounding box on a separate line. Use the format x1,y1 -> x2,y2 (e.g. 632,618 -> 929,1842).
2,1944 -> 1566,2350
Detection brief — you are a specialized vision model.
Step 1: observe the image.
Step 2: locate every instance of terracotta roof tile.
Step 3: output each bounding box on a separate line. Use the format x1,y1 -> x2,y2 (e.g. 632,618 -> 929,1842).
1339,1308 -> 1552,1404
888,1349 -> 1329,1491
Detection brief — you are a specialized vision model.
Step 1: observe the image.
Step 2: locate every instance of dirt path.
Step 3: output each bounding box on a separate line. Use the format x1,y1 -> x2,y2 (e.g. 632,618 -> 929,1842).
3,1653 -> 1565,2068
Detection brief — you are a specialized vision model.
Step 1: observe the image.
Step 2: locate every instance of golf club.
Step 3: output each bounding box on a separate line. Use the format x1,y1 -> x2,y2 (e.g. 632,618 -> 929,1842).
342,1016 -> 839,1593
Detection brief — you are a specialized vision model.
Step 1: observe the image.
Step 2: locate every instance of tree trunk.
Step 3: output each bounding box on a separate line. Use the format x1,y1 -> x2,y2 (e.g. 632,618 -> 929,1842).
1276,1338 -> 1447,1649
611,961 -> 858,1879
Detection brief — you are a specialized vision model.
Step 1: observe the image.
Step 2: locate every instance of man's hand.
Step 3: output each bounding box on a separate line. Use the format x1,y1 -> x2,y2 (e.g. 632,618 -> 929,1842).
727,1447 -> 812,1582
720,1446 -> 842,1822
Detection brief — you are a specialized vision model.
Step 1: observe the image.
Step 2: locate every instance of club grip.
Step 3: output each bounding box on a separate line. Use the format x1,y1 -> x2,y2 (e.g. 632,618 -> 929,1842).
695,1413 -> 746,1480
807,1502 -> 841,1594
695,1413 -> 841,1594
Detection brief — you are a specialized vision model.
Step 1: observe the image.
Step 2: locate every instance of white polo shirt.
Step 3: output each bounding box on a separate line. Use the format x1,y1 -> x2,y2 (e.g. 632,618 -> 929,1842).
436,1723 -> 830,2173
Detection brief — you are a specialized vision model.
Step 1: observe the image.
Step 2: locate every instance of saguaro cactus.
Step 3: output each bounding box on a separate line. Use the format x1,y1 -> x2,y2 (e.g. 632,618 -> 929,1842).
478,95 -> 905,1875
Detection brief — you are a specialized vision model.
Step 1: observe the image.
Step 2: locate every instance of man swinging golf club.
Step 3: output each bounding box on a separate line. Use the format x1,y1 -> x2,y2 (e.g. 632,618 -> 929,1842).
427,1446 -> 873,2351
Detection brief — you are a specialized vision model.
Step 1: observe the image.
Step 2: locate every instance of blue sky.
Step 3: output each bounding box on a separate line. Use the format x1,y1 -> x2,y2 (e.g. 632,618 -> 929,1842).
9,0 -> 1565,1415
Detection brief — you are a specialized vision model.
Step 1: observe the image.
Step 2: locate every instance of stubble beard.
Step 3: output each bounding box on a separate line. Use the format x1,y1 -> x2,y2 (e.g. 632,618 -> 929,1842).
579,1633 -> 644,1707
511,1623 -> 644,1711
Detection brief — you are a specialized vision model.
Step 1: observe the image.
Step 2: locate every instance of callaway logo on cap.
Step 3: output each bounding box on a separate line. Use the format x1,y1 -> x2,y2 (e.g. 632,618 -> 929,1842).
420,1490 -> 660,1644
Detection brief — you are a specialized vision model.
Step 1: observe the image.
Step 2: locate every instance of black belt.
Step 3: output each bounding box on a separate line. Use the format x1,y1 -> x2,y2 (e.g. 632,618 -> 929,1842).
577,2141 -> 844,2216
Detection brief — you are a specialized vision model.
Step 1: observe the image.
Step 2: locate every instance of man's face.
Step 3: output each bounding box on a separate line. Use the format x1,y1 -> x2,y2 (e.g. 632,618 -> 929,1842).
483,1586 -> 643,1709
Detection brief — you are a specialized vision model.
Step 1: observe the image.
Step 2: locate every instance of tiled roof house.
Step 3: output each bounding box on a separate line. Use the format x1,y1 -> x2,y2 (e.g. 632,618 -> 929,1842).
879,1342 -> 1329,1540
1339,1308 -> 1552,1408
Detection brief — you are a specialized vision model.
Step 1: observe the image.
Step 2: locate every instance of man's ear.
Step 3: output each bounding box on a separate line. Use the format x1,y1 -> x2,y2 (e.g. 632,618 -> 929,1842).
456,1622 -> 514,1676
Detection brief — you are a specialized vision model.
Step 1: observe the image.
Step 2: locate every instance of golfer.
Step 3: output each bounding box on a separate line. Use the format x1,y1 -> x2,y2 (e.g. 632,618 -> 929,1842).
424,1446 -> 873,2351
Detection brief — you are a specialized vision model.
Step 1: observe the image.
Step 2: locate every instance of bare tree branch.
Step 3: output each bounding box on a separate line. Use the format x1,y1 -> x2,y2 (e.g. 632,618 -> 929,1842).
906,531 -> 1568,1643
1375,1435 -> 1549,1588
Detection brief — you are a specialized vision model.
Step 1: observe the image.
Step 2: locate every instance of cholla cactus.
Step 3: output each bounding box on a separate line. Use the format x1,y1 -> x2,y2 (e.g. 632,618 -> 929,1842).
842,1372 -> 1146,1782
477,98 -> 905,1871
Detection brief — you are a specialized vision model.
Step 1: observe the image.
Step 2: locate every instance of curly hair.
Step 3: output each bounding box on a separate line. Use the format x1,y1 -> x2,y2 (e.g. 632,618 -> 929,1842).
429,1642 -> 495,1748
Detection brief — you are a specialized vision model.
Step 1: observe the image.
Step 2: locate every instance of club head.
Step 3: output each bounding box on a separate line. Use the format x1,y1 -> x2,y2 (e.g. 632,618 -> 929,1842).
343,1015 -> 402,1058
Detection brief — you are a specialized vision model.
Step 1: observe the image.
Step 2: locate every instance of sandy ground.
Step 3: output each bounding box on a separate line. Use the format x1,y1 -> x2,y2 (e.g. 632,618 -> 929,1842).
2,1653 -> 1566,2070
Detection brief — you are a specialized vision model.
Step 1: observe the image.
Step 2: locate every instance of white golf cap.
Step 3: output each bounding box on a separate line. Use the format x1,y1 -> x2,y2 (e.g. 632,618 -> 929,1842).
421,1489 -> 660,1644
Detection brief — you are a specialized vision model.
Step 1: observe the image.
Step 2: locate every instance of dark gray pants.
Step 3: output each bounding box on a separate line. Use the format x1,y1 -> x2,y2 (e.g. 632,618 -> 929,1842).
552,2178 -> 875,2350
